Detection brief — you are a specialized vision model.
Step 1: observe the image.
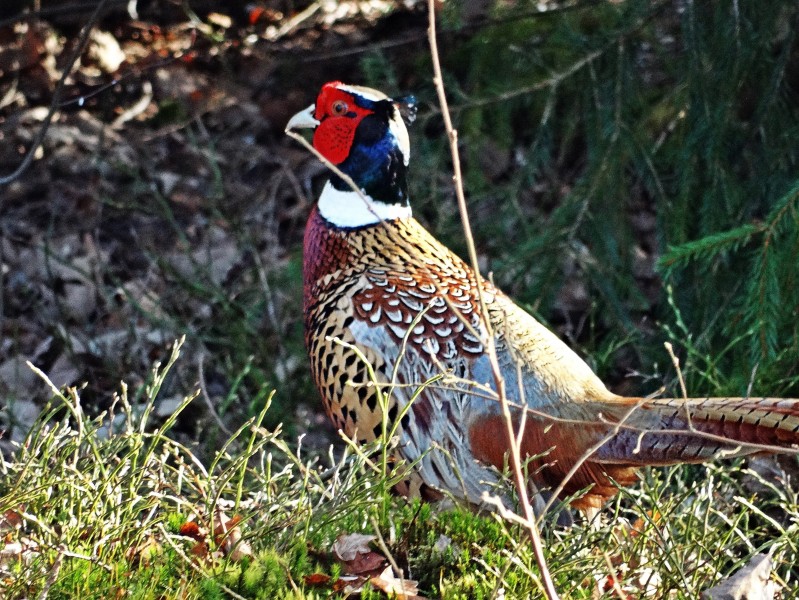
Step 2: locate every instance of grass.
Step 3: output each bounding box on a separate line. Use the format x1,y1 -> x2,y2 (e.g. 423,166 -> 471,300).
2,339 -> 799,599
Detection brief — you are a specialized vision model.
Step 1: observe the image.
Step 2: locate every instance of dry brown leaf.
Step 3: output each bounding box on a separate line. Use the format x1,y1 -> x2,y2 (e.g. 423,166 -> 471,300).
369,566 -> 424,600
333,575 -> 367,594
332,532 -> 387,575
341,549 -> 386,576
190,541 -> 209,558
1,510 -> 23,533
611,509 -> 662,547
213,511 -> 251,561
178,521 -> 203,541
701,553 -> 778,600
332,533 -> 376,562
0,23 -> 47,75
303,573 -> 332,587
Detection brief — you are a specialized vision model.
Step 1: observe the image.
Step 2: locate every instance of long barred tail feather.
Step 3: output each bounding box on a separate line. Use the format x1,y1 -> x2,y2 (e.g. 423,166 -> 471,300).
468,395 -> 799,511
594,396 -> 799,466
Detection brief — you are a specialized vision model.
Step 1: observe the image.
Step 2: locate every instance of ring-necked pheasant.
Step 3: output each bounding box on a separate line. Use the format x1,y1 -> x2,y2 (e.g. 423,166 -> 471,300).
287,81 -> 799,513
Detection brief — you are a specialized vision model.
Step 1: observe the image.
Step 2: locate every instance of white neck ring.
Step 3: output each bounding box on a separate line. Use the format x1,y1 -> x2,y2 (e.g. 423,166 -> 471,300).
317,181 -> 412,228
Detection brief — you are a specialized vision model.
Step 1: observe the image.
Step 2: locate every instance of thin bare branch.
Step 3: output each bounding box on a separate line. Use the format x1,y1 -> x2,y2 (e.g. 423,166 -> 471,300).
284,129 -> 384,223
426,3 -> 560,598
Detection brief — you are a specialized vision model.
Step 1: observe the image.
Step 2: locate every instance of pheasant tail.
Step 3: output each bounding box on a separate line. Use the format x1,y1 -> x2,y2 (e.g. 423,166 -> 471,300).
594,396 -> 799,465
471,396 -> 799,511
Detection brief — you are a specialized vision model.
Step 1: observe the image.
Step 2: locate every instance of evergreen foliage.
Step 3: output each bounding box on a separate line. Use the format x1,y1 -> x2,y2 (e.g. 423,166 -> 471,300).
363,0 -> 799,397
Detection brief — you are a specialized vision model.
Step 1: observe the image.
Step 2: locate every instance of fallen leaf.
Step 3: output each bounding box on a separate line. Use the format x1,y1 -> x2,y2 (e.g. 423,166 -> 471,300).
46,353 -> 81,389
332,533 -> 376,562
0,534 -> 38,565
303,573 -> 331,587
207,13 -> 233,29
701,553 -> 778,600
333,575 -> 366,594
1,510 -> 23,532
87,30 -> 126,73
332,532 -> 386,575
0,541 -> 24,564
156,395 -> 186,419
0,357 -> 39,398
6,398 -> 41,443
341,549 -> 386,576
190,541 -> 209,558
179,521 -> 202,540
212,512 -> 242,541
369,566 -> 424,599
213,511 -> 251,561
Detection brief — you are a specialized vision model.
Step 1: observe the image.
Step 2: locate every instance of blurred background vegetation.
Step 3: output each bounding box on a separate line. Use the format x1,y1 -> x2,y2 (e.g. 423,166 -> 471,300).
1,0 -> 798,453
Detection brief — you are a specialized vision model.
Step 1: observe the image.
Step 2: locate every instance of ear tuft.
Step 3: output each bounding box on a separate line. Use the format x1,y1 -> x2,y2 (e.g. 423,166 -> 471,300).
394,95 -> 418,126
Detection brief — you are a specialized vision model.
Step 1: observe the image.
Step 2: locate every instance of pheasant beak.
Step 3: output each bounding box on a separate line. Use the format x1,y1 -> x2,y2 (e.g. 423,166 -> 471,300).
285,104 -> 319,132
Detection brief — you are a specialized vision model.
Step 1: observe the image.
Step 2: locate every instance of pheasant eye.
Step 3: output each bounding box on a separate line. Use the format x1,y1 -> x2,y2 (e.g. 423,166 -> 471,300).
331,100 -> 349,116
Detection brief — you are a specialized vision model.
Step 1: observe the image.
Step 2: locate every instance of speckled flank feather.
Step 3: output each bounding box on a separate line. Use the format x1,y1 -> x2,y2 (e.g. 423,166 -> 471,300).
292,81 -> 799,514
303,205 -> 501,502
303,206 -> 486,437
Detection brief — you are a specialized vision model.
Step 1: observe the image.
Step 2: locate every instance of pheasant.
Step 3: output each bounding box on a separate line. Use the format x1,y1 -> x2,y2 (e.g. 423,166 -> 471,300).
286,81 -> 799,513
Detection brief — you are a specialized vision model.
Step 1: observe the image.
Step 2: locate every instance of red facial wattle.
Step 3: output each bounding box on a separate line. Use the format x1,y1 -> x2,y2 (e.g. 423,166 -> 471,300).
311,84 -> 373,165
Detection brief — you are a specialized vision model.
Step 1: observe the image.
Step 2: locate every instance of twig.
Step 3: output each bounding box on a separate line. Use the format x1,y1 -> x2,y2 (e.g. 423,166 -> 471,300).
664,341 -> 693,430
284,130 -> 384,223
602,552 -> 629,599
426,3 -> 559,598
663,342 -> 688,399
369,516 -> 406,584
197,352 -> 232,436
265,0 -> 321,41
111,80 -> 153,129
36,545 -> 65,600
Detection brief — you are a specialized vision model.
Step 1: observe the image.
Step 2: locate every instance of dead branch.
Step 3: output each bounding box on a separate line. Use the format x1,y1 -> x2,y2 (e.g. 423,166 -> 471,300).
426,2 -> 560,598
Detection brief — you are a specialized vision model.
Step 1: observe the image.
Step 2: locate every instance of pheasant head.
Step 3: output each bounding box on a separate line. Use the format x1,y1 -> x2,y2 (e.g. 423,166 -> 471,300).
286,81 -> 417,227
